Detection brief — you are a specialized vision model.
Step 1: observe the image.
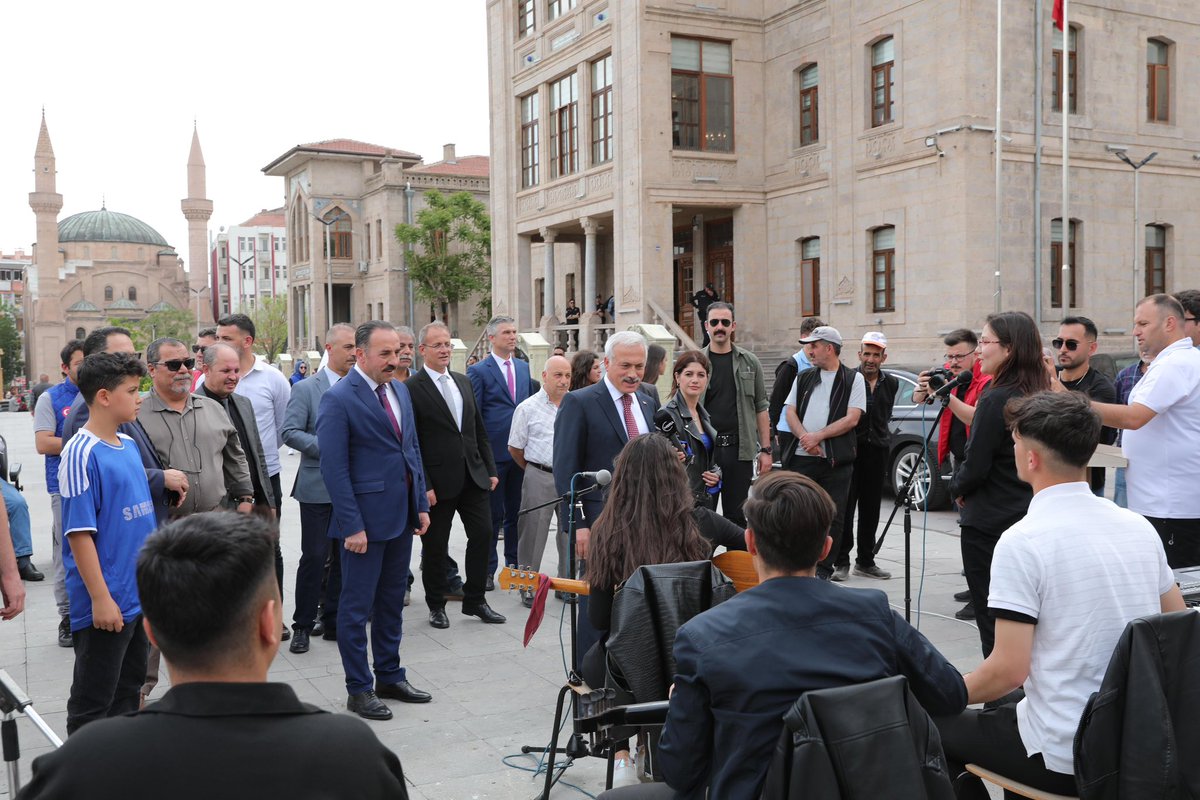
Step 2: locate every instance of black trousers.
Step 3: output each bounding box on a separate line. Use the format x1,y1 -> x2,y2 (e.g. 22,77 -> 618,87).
293,501 -> 341,632
837,443 -> 888,568
787,457 -> 853,576
712,445 -> 753,527
935,703 -> 1077,798
1144,515 -> 1200,569
67,616 -> 149,735
270,472 -> 285,598
425,479 -> 493,609
961,525 -> 1001,657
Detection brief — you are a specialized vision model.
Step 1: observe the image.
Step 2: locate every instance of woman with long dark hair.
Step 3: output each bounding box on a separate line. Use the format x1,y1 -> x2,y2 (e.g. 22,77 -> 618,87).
584,433 -> 744,783
949,311 -> 1050,657
570,350 -> 602,391
661,351 -> 721,509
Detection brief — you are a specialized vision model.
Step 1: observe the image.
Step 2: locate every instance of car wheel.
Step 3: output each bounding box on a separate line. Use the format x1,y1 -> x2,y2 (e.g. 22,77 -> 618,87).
890,443 -> 950,511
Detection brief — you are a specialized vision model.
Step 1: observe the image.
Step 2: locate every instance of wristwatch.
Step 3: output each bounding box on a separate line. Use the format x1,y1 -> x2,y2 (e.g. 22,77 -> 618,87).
758,446 -> 772,455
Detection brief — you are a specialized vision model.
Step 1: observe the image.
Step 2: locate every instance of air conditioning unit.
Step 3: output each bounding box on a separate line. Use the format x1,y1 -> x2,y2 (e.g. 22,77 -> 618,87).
357,261 -> 369,274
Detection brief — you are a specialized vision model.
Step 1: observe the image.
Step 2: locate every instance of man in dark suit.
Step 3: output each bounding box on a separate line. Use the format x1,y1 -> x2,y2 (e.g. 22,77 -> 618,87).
552,331 -> 659,560
468,315 -> 532,579
317,321 -> 431,721
281,324 -> 355,652
406,322 -> 505,629
19,512 -> 409,799
598,471 -> 966,800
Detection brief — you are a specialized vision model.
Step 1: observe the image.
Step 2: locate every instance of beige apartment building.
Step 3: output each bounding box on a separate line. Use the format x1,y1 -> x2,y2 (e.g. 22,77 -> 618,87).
262,140 -> 490,351
486,0 -> 1200,363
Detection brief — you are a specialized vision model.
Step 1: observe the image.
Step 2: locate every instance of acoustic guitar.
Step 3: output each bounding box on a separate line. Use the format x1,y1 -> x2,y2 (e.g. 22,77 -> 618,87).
497,566 -> 590,596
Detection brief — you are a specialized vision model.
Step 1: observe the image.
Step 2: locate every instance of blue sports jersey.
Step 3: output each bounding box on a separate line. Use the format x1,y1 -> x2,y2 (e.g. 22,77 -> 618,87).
59,428 -> 156,632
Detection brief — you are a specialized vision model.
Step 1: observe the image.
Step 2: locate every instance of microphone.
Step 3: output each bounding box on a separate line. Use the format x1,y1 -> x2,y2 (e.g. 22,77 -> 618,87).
653,408 -> 688,454
931,369 -> 973,399
573,469 -> 612,486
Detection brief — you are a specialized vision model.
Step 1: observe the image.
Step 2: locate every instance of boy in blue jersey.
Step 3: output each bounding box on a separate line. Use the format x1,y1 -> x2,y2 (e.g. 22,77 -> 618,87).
59,352 -> 157,735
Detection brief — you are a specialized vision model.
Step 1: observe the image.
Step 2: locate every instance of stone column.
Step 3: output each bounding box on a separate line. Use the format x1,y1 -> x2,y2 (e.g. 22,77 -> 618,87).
540,227 -> 557,322
582,216 -> 598,322
516,234 -> 533,329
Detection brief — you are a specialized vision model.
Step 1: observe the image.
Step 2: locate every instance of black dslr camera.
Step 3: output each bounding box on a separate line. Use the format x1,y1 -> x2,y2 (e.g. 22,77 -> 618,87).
925,367 -> 956,392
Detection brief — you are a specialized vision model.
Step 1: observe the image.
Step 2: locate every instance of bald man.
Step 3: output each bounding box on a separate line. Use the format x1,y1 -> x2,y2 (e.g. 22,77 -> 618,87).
508,355 -> 573,607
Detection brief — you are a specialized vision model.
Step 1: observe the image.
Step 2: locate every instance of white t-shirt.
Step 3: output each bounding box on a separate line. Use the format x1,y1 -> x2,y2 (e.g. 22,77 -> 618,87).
784,369 -> 866,457
1123,337 -> 1200,518
988,482 -> 1174,775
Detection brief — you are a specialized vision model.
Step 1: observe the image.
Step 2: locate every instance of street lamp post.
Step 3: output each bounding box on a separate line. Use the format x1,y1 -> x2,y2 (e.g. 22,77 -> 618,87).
1108,147 -> 1158,309
312,210 -> 349,333
228,253 -> 255,314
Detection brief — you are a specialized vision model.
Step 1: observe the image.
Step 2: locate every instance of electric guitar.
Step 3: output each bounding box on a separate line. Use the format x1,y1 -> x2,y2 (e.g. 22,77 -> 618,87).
497,566 -> 590,596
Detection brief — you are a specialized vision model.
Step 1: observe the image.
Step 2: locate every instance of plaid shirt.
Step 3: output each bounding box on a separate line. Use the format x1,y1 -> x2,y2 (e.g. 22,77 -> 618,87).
508,389 -> 558,467
1112,361 -> 1146,446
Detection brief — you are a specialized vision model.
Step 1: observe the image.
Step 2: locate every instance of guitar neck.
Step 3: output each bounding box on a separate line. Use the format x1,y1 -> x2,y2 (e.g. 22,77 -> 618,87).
498,566 -> 590,596
541,576 -> 590,596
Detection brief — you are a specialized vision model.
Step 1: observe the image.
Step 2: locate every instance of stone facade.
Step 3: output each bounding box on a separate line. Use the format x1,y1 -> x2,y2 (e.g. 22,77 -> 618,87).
262,141 -> 491,352
211,208 -> 288,317
487,0 -> 1200,364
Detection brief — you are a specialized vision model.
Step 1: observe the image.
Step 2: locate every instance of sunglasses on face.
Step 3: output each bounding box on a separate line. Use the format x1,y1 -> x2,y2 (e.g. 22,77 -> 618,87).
152,358 -> 196,372
708,318 -> 733,328
1051,338 -> 1081,351
192,345 -> 207,354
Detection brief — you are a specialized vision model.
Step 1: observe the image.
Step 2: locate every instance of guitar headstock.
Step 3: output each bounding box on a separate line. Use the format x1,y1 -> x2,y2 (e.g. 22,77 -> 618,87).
497,565 -> 542,593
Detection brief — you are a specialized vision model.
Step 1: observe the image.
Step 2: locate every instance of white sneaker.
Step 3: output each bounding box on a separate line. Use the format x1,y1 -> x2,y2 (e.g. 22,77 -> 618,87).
612,756 -> 639,788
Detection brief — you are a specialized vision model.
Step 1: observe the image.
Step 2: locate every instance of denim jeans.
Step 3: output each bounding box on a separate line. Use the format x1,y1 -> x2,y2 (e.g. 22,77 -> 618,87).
1,479 -> 32,558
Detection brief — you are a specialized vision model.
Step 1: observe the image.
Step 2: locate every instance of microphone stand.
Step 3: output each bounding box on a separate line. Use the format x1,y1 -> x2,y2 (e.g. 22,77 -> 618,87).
872,394 -> 950,623
519,472 -> 608,798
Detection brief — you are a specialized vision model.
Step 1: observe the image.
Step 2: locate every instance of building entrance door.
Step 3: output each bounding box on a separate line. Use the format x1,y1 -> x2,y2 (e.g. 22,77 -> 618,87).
673,225 -> 695,333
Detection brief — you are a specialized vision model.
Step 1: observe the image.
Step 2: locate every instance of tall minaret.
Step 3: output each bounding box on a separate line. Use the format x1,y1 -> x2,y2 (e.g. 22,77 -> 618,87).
27,111 -> 65,380
181,124 -> 214,324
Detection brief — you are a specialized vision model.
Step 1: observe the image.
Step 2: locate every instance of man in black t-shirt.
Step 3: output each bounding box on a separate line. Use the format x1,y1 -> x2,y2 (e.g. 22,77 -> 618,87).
1054,316 -> 1117,495
702,303 -> 772,527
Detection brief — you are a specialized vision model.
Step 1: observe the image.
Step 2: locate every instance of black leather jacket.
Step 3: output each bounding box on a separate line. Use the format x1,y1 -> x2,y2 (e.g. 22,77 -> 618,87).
1074,611 -> 1200,799
663,391 -> 719,508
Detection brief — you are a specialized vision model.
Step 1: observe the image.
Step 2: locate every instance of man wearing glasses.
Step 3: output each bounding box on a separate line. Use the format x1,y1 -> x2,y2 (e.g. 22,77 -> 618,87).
1052,316 -> 1116,496
702,302 -> 772,528
190,327 -> 217,392
1173,290 -> 1200,347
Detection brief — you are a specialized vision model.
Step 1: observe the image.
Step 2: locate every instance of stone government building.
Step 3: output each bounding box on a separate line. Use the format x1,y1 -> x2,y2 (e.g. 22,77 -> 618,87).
486,0 -> 1200,363
24,115 -> 210,378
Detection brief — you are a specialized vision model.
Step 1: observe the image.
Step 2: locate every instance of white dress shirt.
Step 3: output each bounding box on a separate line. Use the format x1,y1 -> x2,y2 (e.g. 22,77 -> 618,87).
603,376 -> 649,436
321,365 -> 344,387
354,364 -> 402,436
234,357 -> 291,476
423,364 -> 463,430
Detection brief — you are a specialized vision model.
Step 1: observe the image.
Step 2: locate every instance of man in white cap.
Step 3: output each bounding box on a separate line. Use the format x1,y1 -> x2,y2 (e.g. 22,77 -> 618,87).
832,332 -> 898,581
783,326 -> 866,580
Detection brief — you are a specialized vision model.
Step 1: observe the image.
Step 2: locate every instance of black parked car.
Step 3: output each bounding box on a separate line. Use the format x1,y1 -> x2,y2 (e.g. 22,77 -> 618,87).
884,368 -> 951,511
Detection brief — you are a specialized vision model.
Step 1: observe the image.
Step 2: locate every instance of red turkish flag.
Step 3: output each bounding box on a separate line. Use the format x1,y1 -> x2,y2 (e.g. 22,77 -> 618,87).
1052,0 -> 1064,31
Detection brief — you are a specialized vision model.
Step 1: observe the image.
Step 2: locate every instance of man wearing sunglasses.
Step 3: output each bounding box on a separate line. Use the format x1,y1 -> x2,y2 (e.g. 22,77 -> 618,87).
1053,317 -> 1116,497
190,328 -> 217,392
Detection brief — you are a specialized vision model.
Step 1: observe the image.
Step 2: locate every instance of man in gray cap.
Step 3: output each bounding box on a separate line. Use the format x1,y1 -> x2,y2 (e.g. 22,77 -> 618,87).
782,326 -> 866,580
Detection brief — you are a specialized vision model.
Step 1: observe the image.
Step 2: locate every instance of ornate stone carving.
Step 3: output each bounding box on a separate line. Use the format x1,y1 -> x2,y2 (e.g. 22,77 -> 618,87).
587,169 -> 613,194
516,192 -> 542,217
863,132 -> 897,160
671,158 -> 738,180
837,275 -> 854,297
792,152 -> 821,176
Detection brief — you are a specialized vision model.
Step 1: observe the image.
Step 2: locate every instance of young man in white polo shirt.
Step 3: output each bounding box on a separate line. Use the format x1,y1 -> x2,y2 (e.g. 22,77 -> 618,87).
1059,293 -> 1200,568
935,391 -> 1185,798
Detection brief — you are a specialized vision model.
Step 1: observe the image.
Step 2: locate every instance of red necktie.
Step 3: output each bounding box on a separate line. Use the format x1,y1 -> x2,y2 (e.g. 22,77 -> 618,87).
621,394 -> 641,441
375,384 -> 402,441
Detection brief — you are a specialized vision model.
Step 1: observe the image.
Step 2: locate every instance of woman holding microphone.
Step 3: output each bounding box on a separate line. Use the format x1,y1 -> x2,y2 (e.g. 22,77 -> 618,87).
660,351 -> 722,509
946,311 -> 1049,657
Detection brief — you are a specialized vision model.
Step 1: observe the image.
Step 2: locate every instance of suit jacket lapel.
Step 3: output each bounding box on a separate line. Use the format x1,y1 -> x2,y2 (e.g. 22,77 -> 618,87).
594,383 -> 630,442
417,371 -> 458,429
351,371 -> 397,442
486,356 -> 517,407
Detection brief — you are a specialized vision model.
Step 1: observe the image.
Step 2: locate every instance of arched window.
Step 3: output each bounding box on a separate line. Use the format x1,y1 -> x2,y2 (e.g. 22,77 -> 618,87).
799,237 -> 820,316
323,207 -> 352,259
1053,25 -> 1079,113
870,38 -> 895,127
1146,224 -> 1167,295
104,285 -> 113,302
1147,38 -> 1170,122
75,327 -> 86,340
128,286 -> 137,302
1051,218 -> 1078,308
798,64 -> 819,145
870,226 -> 896,312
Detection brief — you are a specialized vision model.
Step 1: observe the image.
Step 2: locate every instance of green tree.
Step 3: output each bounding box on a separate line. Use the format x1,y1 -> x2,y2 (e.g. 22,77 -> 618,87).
394,189 -> 492,329
0,301 -> 24,390
109,309 -> 197,355
250,295 -> 289,363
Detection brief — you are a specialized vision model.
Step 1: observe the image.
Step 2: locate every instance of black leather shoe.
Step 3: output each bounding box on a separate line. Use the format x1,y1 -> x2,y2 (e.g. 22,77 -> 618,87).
429,608 -> 449,629
347,691 -> 393,720
485,575 -> 496,592
953,589 -> 972,602
289,628 -> 310,654
17,558 -> 44,582
376,680 -> 432,704
520,590 -> 533,609
311,619 -> 325,637
462,602 -> 506,624
955,602 -> 976,621
280,624 -> 291,641
321,626 -> 337,642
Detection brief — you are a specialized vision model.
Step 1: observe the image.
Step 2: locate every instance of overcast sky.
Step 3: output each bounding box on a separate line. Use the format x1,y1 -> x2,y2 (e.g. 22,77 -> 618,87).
1,1 -> 491,274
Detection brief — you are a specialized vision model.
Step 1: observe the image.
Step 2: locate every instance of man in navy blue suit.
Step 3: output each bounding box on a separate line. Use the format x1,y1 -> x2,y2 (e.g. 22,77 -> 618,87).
598,471 -> 966,800
317,321 -> 431,721
468,316 -> 532,581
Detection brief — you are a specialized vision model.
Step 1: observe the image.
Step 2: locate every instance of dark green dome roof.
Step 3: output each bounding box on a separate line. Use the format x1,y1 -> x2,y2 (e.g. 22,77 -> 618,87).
59,208 -> 169,247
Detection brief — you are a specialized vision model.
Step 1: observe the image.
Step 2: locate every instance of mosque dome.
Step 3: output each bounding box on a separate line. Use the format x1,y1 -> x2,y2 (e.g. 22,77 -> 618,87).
58,207 -> 170,247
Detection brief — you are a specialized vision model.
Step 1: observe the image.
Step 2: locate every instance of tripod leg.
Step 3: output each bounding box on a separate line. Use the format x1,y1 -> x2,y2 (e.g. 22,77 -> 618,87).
539,684 -> 572,799
3,713 -> 20,796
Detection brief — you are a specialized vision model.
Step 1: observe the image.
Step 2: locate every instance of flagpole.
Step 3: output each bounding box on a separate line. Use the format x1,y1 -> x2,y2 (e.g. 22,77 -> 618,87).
994,0 -> 1003,313
1061,0 -> 1070,308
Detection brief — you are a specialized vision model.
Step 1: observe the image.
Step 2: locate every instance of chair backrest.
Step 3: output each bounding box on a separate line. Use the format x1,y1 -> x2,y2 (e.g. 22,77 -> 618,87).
605,560 -> 735,704
712,550 -> 759,593
760,675 -> 956,800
